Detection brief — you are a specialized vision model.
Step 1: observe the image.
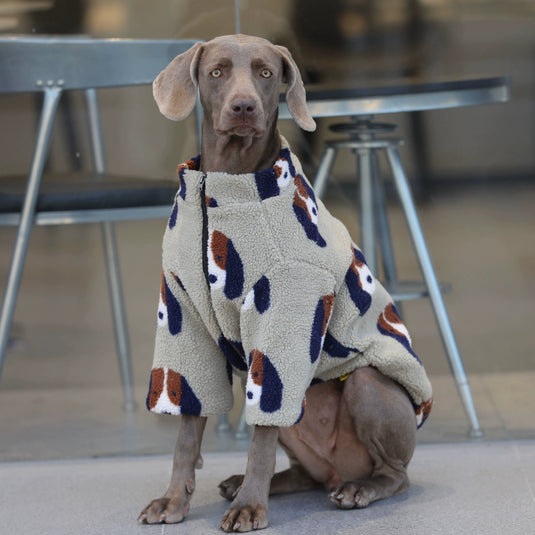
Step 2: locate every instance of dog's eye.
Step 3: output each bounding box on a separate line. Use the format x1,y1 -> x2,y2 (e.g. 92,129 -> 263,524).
211,69 -> 222,78
260,69 -> 272,79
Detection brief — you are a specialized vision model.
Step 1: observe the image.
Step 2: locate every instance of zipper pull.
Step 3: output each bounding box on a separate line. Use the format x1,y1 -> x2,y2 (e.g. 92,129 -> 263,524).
198,174 -> 206,191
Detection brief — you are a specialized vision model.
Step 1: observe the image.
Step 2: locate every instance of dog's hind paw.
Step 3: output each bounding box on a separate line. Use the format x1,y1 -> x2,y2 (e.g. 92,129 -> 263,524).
219,474 -> 245,501
329,482 -> 376,509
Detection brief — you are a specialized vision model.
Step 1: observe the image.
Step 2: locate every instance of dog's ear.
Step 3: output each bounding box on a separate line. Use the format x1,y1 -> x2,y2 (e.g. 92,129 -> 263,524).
275,45 -> 316,132
153,42 -> 204,121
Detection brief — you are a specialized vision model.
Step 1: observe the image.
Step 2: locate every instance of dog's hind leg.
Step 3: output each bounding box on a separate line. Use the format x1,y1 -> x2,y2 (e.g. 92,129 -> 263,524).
219,446 -> 321,501
330,367 -> 416,509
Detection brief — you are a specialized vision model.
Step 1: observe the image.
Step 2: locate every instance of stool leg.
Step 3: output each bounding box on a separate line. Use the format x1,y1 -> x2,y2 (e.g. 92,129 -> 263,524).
313,145 -> 336,198
385,145 -> 482,437
356,147 -> 377,275
371,151 -> 398,284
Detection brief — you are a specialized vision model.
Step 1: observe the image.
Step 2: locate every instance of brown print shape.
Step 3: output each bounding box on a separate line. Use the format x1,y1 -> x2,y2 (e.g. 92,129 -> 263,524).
160,271 -> 167,306
249,349 -> 264,387
416,397 -> 433,422
211,230 -> 229,270
321,294 -> 335,336
166,369 -> 182,406
378,303 -> 406,337
148,368 -> 165,410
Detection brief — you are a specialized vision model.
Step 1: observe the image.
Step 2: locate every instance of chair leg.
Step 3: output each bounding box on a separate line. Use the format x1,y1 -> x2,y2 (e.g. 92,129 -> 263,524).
313,144 -> 337,198
0,88 -> 62,379
385,145 -> 482,437
356,146 -> 377,275
100,222 -> 136,411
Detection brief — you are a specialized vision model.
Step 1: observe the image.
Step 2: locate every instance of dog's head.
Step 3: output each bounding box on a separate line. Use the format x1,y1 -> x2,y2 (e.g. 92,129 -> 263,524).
153,34 -> 316,136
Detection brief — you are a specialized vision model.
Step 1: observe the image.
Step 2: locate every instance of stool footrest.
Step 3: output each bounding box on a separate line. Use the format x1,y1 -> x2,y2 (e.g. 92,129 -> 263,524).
383,280 -> 452,302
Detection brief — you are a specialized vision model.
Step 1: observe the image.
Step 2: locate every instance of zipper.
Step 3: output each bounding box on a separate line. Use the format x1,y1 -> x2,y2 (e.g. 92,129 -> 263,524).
199,174 -> 210,288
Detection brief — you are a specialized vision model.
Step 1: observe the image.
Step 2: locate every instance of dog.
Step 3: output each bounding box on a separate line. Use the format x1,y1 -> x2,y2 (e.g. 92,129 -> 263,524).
138,34 -> 433,532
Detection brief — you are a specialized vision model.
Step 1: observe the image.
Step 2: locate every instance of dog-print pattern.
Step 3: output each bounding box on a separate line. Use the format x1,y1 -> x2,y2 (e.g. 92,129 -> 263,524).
293,174 -> 327,247
377,303 -> 420,363
147,367 -> 202,416
246,350 -> 283,413
345,246 -> 376,315
157,271 -> 183,336
242,275 -> 271,314
254,148 -> 295,200
310,294 -> 335,363
150,139 -> 432,427
208,230 -> 244,300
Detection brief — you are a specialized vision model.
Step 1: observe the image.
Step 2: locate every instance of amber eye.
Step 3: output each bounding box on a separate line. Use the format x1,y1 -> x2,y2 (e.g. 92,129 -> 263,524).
211,68 -> 222,78
261,69 -> 272,78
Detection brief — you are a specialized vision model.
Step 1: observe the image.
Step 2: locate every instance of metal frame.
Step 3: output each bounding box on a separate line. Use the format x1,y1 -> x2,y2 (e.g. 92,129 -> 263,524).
0,37 -> 202,409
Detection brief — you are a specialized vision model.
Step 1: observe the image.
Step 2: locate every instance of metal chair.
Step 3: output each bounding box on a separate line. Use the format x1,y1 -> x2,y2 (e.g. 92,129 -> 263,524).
0,37 -> 201,409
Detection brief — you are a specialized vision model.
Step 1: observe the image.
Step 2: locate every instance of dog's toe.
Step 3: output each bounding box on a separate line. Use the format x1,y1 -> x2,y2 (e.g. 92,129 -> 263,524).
219,474 -> 245,501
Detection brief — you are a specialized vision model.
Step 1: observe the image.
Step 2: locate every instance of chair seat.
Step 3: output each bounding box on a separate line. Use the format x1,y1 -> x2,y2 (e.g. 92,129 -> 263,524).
0,173 -> 178,213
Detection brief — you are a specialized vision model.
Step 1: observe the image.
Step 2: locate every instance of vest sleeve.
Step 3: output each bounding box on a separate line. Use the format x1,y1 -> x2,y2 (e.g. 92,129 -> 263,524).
239,262 -> 337,427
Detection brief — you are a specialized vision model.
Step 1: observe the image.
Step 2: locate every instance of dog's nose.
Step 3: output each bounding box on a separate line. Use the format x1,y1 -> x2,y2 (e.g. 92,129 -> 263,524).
231,98 -> 257,116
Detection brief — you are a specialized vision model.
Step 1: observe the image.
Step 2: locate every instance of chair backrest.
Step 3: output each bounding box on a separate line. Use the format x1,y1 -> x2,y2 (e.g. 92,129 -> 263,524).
0,37 -> 200,93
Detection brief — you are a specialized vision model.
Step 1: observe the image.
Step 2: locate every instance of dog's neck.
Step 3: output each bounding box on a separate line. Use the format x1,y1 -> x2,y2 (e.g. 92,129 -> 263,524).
199,119 -> 281,175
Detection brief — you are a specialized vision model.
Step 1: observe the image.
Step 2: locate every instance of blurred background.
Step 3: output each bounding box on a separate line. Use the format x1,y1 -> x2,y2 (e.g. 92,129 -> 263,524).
0,0 -> 534,461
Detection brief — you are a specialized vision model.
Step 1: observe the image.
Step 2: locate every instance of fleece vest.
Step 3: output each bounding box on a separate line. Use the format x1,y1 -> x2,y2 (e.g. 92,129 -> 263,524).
147,137 -> 433,428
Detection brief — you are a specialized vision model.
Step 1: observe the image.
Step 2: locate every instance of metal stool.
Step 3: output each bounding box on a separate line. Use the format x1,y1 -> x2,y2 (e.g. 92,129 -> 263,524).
314,117 -> 482,438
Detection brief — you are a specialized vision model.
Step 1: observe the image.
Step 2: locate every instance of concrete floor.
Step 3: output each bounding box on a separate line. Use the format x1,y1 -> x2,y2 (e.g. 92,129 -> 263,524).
0,180 -> 534,533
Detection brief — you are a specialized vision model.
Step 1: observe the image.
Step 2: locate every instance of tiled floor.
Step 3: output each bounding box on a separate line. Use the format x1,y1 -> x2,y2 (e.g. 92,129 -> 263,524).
0,181 -> 534,462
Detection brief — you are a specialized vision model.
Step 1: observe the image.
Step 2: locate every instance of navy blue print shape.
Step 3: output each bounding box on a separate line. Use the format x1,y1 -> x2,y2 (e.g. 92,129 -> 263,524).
164,276 -> 182,335
253,276 -> 271,314
218,336 -> 248,372
323,332 -> 358,359
179,375 -> 202,416
224,239 -> 244,300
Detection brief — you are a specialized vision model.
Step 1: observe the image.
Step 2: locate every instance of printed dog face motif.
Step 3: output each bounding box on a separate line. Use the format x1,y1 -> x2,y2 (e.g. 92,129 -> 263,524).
242,275 -> 271,314
293,175 -> 326,247
254,148 -> 295,201
377,303 -> 420,363
246,350 -> 283,413
147,367 -> 202,416
208,230 -> 244,300
158,271 -> 183,336
310,294 -> 335,363
345,246 -> 375,316
415,397 -> 433,428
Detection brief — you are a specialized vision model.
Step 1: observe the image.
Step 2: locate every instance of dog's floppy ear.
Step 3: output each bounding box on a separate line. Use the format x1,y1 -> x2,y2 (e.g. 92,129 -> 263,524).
153,42 -> 204,121
275,45 -> 316,132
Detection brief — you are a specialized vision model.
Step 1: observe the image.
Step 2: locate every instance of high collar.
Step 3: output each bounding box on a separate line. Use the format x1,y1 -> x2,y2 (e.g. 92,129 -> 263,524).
177,136 -> 302,206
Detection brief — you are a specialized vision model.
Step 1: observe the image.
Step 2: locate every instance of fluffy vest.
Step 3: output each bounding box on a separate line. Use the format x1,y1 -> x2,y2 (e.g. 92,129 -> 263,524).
147,137 -> 433,428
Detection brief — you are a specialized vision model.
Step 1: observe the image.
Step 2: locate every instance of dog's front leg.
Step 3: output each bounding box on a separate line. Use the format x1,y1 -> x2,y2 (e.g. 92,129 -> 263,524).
138,415 -> 207,524
220,425 -> 279,532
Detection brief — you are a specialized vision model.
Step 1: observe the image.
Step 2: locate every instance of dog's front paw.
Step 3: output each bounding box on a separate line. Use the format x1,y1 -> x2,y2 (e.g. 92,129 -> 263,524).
219,474 -> 245,501
220,504 -> 268,532
138,488 -> 194,525
329,482 -> 376,509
